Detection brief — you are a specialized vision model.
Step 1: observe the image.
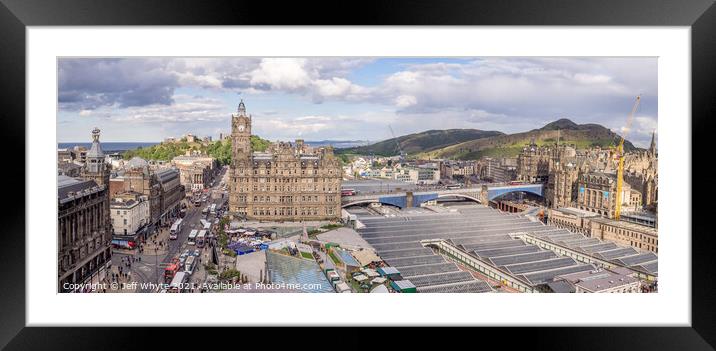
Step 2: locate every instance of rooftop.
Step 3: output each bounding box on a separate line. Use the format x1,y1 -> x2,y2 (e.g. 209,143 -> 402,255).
392,280 -> 416,290
334,249 -> 360,267
350,203 -> 658,291
266,251 -> 335,293
126,157 -> 148,169
553,207 -> 600,218
110,198 -> 138,208
377,267 -> 400,275
589,217 -> 658,236
557,270 -> 639,292
173,155 -> 214,162
58,175 -> 102,203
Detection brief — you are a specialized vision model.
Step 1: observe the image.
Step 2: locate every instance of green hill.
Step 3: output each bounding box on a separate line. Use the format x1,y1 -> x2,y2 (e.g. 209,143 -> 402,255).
419,119 -> 639,160
336,129 -> 504,156
122,135 -> 270,166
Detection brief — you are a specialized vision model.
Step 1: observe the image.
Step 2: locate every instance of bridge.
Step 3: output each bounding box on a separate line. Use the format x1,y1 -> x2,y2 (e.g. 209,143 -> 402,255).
341,183 -> 544,208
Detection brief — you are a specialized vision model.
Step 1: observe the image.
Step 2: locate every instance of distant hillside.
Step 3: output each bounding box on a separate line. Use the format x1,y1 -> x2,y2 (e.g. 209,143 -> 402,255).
122,135 -> 270,166
337,129 -> 504,156
419,118 -> 639,160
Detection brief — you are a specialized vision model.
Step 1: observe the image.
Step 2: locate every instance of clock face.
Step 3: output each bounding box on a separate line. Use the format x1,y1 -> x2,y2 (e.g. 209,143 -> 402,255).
238,124 -> 245,132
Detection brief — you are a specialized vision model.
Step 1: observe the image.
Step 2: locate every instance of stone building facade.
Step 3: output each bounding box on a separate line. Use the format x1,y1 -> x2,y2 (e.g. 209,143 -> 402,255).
548,208 -> 658,253
576,172 -> 640,219
516,143 -> 552,183
228,100 -> 342,221
586,217 -> 658,254
57,128 -> 112,292
109,157 -> 184,227
547,207 -> 599,236
155,168 -> 185,224
479,157 -> 516,183
545,162 -> 580,208
440,160 -> 478,180
172,153 -> 218,193
623,132 -> 658,209
516,141 -> 577,183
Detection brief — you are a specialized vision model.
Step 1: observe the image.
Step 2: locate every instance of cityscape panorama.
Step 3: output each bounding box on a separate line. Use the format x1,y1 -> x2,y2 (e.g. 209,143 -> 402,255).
57,57 -> 658,294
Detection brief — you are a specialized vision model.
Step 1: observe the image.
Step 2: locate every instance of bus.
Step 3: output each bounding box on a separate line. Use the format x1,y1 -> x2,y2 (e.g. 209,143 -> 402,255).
209,203 -> 217,215
184,255 -> 196,274
196,230 -> 207,248
167,271 -> 188,293
341,188 -> 356,196
169,219 -> 183,240
188,229 -> 198,245
164,260 -> 180,283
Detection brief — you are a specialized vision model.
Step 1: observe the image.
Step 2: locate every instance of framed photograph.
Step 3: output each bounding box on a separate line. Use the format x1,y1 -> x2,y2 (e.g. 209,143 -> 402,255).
2,0 -> 714,347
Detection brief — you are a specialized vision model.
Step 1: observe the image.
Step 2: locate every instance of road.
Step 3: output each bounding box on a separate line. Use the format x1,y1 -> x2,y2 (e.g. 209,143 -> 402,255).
117,166 -> 230,293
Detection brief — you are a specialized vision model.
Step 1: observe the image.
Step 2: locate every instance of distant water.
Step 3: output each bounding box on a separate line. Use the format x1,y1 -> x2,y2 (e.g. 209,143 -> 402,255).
58,140 -> 366,152
58,142 -> 159,153
305,140 -> 371,148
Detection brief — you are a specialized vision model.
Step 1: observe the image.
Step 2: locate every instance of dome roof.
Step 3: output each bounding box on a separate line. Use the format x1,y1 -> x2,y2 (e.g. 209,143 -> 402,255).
127,156 -> 148,169
86,127 -> 105,158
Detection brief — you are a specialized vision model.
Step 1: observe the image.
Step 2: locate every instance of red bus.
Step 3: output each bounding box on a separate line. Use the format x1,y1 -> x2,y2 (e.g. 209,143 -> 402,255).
164,261 -> 180,283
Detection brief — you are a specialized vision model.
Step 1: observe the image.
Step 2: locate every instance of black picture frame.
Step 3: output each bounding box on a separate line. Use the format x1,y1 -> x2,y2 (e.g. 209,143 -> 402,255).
1,0 -> 713,348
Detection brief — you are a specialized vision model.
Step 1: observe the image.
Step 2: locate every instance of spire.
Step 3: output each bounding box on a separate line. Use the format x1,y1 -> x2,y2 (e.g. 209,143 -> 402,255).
91,127 -> 100,142
557,129 -> 560,146
649,130 -> 656,155
84,127 -> 106,176
238,99 -> 246,116
87,127 -> 104,158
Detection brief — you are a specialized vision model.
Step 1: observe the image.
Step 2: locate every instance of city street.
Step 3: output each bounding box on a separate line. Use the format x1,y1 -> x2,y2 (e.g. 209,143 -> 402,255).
111,166 -> 229,293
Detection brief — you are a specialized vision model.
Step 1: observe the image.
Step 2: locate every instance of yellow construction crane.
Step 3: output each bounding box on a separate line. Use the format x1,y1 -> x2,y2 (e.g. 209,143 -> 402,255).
615,95 -> 641,220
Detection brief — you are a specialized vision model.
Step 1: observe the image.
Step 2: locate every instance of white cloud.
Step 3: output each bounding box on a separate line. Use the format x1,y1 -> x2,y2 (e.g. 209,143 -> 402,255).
574,73 -> 613,84
313,77 -> 353,97
249,58 -> 311,91
58,57 -> 657,143
631,115 -> 658,139
395,95 -> 417,108
257,117 -> 330,137
113,94 -> 226,123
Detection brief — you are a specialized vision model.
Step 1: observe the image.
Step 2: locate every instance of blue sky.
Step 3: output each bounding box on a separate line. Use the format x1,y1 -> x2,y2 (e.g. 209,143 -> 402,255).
58,57 -> 657,147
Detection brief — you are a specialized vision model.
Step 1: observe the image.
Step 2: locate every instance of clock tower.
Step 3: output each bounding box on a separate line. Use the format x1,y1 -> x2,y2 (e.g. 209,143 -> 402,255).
231,99 -> 252,165
230,99 -> 252,218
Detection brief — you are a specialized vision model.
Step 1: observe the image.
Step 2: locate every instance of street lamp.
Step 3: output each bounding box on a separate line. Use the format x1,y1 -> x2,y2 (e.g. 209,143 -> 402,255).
154,247 -> 159,286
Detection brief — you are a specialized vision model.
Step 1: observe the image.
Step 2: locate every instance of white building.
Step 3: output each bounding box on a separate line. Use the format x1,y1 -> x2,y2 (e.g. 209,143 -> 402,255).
394,173 -> 412,183
398,167 -> 440,185
360,169 -> 381,178
379,167 -> 395,178
110,193 -> 150,236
